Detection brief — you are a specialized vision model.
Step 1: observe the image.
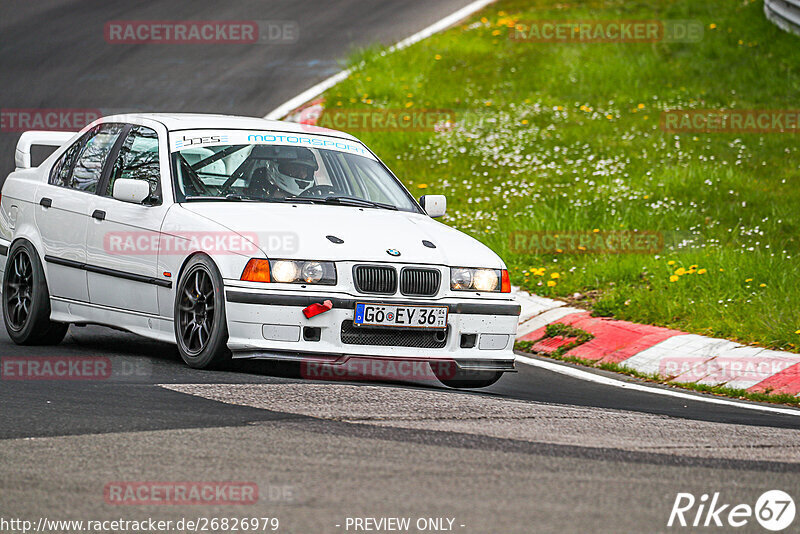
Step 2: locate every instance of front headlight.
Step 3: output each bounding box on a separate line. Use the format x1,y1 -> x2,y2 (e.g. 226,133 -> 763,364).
241,259 -> 336,285
450,267 -> 511,293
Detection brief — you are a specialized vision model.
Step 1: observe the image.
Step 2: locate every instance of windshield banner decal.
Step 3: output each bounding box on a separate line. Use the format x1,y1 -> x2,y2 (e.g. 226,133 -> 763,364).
170,130 -> 375,160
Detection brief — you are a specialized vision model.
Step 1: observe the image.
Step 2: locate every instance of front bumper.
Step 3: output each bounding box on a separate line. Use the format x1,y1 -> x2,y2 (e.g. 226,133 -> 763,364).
223,287 -> 520,366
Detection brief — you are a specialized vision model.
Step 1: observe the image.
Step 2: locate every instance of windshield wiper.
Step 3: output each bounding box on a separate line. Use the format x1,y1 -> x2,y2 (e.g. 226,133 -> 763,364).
281,195 -> 398,210
184,194 -> 249,202
326,196 -> 398,210
184,194 -> 297,203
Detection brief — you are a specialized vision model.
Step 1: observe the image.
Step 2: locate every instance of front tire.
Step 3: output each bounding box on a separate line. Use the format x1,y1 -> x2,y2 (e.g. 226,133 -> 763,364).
3,241 -> 68,345
432,361 -> 503,389
174,255 -> 230,369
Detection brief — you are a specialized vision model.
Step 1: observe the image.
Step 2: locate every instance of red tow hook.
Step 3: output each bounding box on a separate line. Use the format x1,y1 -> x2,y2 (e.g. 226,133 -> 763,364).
303,300 -> 333,319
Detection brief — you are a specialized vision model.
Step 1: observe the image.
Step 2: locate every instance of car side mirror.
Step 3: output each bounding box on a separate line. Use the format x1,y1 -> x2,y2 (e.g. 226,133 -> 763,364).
112,179 -> 150,204
419,195 -> 446,218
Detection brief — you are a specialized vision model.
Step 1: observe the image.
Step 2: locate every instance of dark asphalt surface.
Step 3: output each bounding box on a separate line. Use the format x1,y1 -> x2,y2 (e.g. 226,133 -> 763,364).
2,2 -> 799,531
2,325 -> 799,441
0,0 -> 474,176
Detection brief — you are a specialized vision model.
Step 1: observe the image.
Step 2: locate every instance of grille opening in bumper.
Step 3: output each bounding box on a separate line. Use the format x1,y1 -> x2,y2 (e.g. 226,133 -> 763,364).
460,333 -> 477,348
400,267 -> 441,297
353,265 -> 397,294
340,320 -> 448,348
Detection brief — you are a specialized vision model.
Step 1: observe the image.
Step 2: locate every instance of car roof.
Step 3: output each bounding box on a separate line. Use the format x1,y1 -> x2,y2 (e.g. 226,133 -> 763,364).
100,113 -> 360,142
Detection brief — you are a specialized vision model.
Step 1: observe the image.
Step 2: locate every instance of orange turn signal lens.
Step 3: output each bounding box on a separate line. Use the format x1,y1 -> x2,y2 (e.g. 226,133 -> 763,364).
501,269 -> 511,293
241,259 -> 271,283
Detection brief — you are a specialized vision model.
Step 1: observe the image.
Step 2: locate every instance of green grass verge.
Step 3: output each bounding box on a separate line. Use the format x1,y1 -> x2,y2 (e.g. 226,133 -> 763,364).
320,0 -> 800,354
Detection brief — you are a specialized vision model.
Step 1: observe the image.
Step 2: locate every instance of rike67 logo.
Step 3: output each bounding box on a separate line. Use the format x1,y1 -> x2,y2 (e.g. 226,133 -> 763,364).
668,490 -> 795,531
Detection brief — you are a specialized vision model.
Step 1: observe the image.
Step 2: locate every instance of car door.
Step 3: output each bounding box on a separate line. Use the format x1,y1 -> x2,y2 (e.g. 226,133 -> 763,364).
34,123 -> 125,302
84,124 -> 170,315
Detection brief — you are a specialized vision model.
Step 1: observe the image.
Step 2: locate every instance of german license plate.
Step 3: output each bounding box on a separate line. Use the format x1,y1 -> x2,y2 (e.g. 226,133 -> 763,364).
353,303 -> 448,329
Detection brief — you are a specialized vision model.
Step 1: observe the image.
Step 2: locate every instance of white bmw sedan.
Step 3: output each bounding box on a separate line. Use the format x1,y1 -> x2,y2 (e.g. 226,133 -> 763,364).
1,114 -> 519,388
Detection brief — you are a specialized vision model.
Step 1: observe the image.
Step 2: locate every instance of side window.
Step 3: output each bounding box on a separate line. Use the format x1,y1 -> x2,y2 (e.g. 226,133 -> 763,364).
48,138 -> 82,187
106,126 -> 161,202
70,124 -> 124,193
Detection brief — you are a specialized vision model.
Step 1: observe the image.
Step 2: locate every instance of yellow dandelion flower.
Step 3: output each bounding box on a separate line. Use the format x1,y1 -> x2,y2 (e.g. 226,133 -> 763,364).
669,275 -> 679,282
667,260 -> 676,266
760,283 -> 766,287
592,228 -> 600,233
719,268 -> 725,272
795,330 -> 800,334
434,54 -> 442,60
551,272 -> 560,279
745,278 -> 753,282
547,280 -> 557,287
637,103 -> 645,109
491,29 -> 501,36
521,119 -> 529,125
405,101 -> 413,108
675,268 -> 686,276
709,23 -> 717,29
697,269 -> 707,274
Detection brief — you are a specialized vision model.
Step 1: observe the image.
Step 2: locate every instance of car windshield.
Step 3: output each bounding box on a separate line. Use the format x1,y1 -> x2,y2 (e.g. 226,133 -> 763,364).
169,131 -> 420,212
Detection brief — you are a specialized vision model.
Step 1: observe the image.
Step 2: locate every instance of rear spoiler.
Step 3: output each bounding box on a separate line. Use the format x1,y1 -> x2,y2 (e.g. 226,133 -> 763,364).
15,131 -> 77,170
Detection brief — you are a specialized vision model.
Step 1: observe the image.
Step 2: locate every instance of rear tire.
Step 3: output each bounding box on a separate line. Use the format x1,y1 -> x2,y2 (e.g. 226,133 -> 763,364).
431,361 -> 503,389
174,255 -> 231,369
3,241 -> 68,345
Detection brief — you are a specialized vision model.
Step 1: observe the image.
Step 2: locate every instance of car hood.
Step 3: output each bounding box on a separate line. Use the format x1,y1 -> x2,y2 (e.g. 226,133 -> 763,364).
179,203 -> 504,267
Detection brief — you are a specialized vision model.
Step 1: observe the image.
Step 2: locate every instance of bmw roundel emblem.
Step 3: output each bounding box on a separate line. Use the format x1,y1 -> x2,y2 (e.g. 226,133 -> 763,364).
386,249 -> 401,257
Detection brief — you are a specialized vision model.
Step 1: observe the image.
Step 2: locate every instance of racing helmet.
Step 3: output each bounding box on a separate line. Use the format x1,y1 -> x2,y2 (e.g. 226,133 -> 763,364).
252,145 -> 318,196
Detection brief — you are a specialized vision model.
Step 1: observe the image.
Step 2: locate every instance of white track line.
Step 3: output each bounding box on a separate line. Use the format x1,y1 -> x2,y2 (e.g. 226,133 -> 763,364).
264,0 -> 496,120
516,354 -> 800,417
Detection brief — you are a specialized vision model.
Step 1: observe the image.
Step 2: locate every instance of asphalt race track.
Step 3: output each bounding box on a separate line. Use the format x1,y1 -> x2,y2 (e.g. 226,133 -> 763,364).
1,2 -> 799,533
